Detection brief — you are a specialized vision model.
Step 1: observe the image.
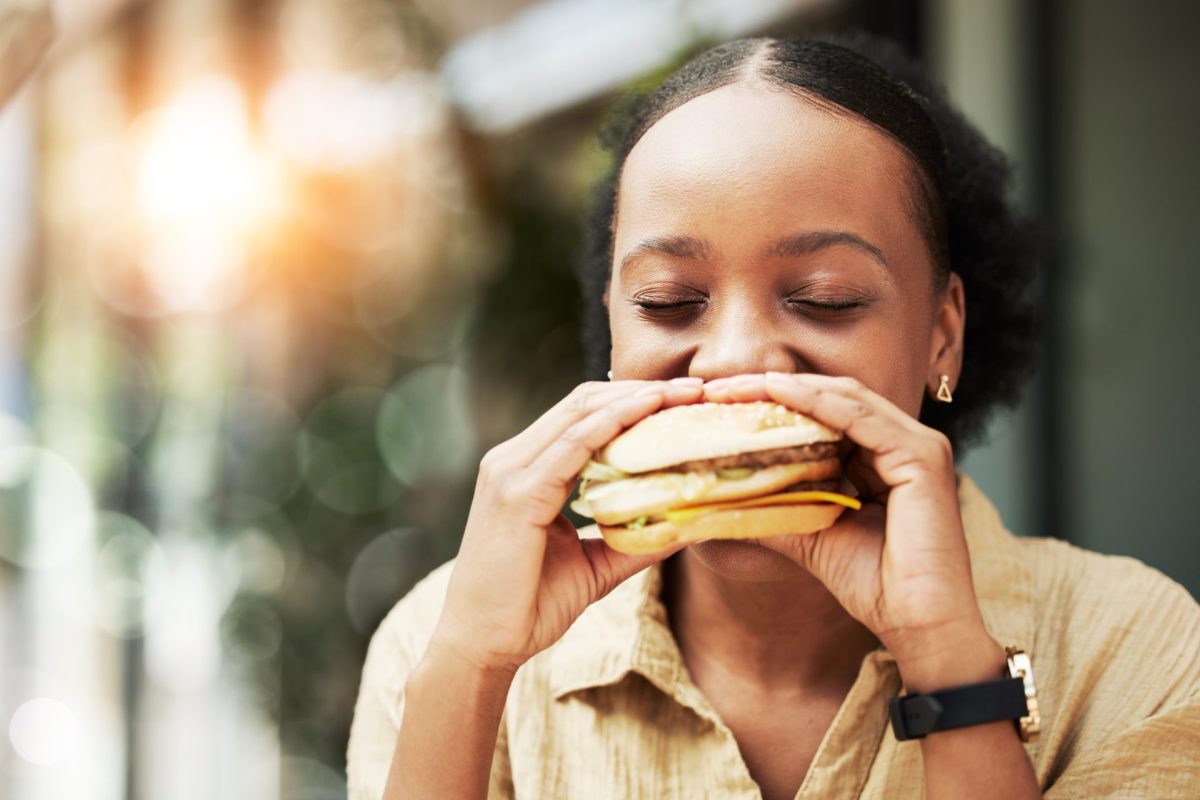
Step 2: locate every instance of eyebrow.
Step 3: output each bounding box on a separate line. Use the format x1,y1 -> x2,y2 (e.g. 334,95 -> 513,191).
618,235 -> 712,273
618,230 -> 889,274
769,230 -> 889,271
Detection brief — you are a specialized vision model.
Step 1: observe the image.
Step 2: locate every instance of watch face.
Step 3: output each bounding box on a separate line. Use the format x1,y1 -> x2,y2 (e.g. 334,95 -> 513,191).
1005,648 -> 1041,742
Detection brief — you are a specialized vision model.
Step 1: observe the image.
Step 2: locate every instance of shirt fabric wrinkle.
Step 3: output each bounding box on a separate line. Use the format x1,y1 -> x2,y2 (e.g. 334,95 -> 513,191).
346,473 -> 1200,799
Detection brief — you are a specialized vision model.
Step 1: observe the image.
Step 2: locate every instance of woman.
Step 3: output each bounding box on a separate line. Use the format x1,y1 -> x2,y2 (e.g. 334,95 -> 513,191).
348,37 -> 1200,799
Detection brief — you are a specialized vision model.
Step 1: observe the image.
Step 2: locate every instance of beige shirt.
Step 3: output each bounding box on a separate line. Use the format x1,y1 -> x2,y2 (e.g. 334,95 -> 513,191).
347,475 -> 1200,798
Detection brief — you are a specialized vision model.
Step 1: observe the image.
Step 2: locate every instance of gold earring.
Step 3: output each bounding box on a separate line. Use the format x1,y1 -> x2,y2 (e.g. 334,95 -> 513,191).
935,374 -> 953,403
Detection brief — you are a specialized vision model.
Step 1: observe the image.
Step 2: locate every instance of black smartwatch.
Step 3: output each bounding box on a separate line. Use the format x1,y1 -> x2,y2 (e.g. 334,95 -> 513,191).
889,647 -> 1040,742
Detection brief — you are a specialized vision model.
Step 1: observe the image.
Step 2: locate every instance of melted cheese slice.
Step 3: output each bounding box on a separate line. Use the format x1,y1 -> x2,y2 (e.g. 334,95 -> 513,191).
665,491 -> 862,523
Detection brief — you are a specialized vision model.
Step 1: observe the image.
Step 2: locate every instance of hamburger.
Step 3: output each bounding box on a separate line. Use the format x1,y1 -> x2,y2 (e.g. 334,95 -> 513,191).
570,401 -> 861,554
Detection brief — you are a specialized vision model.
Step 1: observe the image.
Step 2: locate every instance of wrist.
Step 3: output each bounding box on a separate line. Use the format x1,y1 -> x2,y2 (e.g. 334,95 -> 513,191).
391,636 -> 515,799
427,615 -> 528,674
890,619 -> 1004,694
412,635 -> 520,700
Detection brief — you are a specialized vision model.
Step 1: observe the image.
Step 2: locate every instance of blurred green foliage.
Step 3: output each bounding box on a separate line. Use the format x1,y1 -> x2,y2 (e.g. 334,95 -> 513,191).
214,126 -> 601,771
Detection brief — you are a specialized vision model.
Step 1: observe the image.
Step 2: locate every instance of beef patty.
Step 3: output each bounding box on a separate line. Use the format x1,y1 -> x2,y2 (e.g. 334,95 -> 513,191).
669,442 -> 839,474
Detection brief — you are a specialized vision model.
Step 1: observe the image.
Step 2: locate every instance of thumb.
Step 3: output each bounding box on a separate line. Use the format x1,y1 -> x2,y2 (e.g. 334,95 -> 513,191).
753,503 -> 885,584
581,538 -> 685,600
752,530 -> 821,573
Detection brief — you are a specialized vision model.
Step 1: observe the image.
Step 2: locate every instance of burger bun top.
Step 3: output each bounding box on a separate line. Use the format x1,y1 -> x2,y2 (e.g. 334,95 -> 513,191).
598,401 -> 840,474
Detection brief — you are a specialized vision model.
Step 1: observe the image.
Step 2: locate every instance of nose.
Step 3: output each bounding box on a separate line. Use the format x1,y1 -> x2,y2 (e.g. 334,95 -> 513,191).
687,303 -> 798,380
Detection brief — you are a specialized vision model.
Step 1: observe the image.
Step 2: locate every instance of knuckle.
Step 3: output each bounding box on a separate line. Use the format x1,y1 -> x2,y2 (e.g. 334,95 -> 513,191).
566,383 -> 600,413
532,477 -> 568,508
495,476 -> 528,508
924,431 -> 954,464
833,375 -> 863,392
479,445 -> 507,475
560,421 -> 586,444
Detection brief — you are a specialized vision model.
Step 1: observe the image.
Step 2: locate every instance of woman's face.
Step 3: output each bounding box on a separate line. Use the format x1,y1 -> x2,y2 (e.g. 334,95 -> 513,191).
607,82 -> 964,581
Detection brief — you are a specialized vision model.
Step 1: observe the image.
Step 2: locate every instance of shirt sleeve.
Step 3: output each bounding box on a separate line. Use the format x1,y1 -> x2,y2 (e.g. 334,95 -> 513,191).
345,560 -> 515,800
1033,545 -> 1200,798
1043,694 -> 1200,799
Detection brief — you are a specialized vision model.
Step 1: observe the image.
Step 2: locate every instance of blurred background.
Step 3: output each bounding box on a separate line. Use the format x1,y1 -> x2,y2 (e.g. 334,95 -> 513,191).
0,0 -> 1196,797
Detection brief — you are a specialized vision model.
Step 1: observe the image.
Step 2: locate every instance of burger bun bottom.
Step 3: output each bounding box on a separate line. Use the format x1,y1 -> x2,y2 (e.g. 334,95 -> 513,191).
598,502 -> 847,555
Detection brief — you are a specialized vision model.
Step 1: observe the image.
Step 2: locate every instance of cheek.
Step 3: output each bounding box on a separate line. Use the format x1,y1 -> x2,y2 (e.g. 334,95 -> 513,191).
608,305 -> 694,380
803,315 -> 931,418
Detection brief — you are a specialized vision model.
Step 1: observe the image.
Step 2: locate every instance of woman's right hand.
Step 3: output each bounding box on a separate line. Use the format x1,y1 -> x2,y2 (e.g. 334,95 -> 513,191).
428,378 -> 704,676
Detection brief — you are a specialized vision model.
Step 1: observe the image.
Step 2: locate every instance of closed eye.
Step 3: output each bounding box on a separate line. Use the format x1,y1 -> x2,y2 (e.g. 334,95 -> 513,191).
786,296 -> 869,319
630,296 -> 706,323
789,298 -> 863,311
637,299 -> 705,310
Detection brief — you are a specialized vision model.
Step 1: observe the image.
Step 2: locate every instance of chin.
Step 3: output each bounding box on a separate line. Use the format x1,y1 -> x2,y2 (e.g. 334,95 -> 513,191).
684,540 -> 808,583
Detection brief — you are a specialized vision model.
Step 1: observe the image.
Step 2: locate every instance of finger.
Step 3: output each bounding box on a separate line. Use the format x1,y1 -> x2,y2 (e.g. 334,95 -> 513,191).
506,379 -> 702,468
843,450 -> 891,501
763,373 -> 952,487
753,503 -> 885,579
763,373 -> 911,455
703,372 -> 929,491
657,380 -> 708,407
705,371 -> 912,456
771,373 -> 926,432
703,374 -> 771,403
581,538 -> 686,599
523,387 -> 673,504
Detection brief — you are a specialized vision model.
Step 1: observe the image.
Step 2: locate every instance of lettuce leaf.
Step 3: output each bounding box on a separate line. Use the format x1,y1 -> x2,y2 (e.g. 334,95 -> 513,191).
580,460 -> 629,482
716,467 -> 754,480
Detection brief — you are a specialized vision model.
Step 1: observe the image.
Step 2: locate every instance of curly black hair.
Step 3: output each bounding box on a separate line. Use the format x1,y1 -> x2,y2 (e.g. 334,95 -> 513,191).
575,34 -> 1039,452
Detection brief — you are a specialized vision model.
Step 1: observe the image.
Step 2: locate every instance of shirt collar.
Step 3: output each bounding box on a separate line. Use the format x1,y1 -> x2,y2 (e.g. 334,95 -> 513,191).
549,472 -> 1036,700
549,553 -> 679,700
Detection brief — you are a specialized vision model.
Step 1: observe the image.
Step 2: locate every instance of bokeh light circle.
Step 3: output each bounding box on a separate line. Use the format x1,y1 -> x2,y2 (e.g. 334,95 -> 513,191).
91,512 -> 168,638
218,389 -> 302,512
0,261 -> 49,331
377,363 -> 476,486
357,289 -> 476,361
0,412 -> 31,448
123,74 -> 282,316
344,527 -> 429,635
298,387 -> 401,514
221,525 -> 289,596
8,697 -> 80,765
143,539 -> 223,693
220,595 -> 284,665
0,446 -> 95,569
35,327 -> 162,447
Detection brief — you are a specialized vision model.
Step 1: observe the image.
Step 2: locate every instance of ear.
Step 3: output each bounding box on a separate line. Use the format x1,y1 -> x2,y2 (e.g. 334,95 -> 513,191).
927,272 -> 965,397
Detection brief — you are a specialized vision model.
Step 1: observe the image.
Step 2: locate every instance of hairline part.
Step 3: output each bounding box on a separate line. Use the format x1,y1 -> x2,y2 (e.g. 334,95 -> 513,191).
606,76 -> 950,301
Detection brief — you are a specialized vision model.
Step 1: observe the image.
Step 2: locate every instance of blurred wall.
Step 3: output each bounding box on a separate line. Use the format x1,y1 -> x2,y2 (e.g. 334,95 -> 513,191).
927,0 -> 1041,540
931,0 -> 1200,599
1060,0 -> 1200,597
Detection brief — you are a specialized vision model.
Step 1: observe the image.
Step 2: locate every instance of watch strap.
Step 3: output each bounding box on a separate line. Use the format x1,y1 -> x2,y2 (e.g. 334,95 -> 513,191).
889,677 -> 1028,741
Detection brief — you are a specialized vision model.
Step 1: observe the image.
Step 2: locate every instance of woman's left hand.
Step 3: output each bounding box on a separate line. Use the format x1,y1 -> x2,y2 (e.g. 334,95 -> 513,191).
704,371 -> 1003,690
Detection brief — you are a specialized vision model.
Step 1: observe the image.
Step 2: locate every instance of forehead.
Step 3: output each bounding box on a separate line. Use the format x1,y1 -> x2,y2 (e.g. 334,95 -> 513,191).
613,82 -> 923,271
